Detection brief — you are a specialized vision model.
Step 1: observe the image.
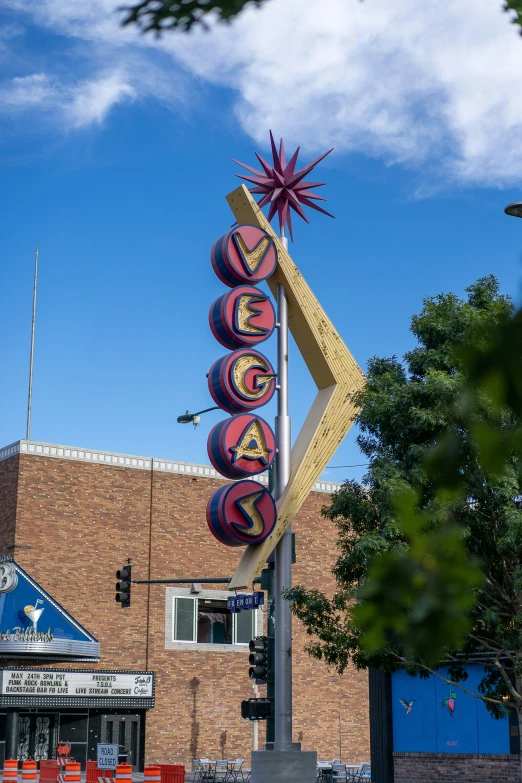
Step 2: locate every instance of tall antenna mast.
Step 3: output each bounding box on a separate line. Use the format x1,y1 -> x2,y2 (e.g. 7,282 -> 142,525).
26,248 -> 38,441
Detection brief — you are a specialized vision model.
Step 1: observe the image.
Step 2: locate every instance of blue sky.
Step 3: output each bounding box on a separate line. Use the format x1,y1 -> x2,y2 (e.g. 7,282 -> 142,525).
1,0 -> 522,484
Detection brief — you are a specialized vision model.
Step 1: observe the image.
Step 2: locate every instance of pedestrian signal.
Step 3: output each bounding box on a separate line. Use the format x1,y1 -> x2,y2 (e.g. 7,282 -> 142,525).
241,698 -> 272,721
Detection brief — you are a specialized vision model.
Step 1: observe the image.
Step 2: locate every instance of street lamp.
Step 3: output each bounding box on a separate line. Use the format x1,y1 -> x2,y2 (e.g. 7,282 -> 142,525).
504,202 -> 522,218
176,406 -> 221,427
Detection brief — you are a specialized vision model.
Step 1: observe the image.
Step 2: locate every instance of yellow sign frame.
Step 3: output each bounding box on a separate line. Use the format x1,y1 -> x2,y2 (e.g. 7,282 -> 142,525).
227,185 -> 366,589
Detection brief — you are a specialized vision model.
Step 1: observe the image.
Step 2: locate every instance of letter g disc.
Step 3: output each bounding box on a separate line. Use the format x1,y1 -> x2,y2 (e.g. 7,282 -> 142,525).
208,349 -> 276,414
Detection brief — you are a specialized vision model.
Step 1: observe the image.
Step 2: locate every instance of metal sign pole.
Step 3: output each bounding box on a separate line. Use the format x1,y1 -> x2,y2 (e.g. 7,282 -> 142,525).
274,260 -> 293,750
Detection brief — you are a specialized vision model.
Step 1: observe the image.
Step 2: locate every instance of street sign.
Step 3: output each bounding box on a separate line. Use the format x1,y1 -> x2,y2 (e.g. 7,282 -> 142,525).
97,744 -> 118,769
227,591 -> 265,613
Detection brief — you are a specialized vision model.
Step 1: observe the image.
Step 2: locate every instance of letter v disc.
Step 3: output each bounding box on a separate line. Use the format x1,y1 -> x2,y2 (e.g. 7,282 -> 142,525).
211,225 -> 277,287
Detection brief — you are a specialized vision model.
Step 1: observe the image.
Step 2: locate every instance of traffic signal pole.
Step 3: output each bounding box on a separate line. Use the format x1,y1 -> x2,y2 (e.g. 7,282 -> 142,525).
265,562 -> 275,744
131,577 -> 233,585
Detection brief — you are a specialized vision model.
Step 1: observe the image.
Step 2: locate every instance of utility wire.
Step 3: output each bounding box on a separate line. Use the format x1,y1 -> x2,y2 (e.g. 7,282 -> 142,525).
328,463 -> 370,468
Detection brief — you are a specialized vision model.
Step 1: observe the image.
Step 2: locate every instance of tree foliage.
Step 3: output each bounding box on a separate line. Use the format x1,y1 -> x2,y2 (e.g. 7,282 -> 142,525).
289,276 -> 522,719
120,0 -> 522,35
506,0 -> 522,32
120,0 -> 267,33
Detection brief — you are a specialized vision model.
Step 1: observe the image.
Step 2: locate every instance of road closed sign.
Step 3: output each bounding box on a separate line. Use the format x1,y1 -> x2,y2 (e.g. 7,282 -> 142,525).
97,743 -> 119,769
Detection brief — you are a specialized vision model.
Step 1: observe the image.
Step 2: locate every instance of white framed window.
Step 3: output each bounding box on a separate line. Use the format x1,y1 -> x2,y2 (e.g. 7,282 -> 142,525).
166,587 -> 262,652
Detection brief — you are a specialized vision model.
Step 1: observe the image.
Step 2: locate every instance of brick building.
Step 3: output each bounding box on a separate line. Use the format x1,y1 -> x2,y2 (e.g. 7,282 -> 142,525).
0,439 -> 370,770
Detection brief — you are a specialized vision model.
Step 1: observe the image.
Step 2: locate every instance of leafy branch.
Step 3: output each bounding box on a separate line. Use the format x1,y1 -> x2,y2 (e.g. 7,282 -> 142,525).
120,0 -> 267,33
505,0 -> 522,32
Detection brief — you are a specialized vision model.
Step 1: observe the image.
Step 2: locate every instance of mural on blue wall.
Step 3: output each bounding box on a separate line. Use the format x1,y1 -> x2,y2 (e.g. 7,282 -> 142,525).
392,666 -> 510,755
399,699 -> 415,717
441,686 -> 457,717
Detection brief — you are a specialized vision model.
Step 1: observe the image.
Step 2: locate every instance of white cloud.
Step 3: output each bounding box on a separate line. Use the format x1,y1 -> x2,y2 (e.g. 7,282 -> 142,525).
0,21 -> 24,40
3,0 -> 522,184
1,73 -> 56,108
0,70 -> 135,128
63,72 -> 135,128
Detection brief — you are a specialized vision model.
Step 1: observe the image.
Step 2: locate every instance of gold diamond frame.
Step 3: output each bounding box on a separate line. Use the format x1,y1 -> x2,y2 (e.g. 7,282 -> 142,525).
227,185 -> 366,590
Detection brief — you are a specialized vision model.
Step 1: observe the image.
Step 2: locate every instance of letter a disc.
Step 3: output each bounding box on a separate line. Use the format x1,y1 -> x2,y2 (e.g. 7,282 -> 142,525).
208,414 -> 275,479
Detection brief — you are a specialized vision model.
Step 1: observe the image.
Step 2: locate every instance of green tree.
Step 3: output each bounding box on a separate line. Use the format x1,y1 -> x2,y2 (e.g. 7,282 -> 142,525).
289,276 -> 522,751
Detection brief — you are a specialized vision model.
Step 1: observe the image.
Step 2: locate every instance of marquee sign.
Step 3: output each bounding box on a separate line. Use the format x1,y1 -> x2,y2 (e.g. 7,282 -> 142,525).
0,558 -> 99,660
0,669 -> 154,708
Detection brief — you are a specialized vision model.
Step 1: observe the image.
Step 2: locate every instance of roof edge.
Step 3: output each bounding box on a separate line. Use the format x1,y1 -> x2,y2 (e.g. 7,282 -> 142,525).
0,440 -> 342,494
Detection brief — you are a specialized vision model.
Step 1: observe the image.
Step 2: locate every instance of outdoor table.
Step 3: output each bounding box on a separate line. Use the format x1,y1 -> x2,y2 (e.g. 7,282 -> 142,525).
316,763 -> 368,782
317,763 -> 333,782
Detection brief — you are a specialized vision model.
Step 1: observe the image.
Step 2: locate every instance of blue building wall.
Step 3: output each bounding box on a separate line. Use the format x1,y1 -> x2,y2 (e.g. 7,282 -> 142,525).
391,666 -> 510,754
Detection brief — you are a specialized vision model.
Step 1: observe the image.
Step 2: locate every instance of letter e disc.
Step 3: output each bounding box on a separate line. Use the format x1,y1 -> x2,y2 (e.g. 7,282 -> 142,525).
208,349 -> 276,414
209,285 -> 276,350
208,414 -> 275,479
211,225 -> 277,287
206,480 -> 276,546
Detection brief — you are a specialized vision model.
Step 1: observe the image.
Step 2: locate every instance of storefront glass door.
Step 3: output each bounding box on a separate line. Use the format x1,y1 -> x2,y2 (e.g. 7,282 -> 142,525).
17,714 -> 59,761
100,715 -> 140,771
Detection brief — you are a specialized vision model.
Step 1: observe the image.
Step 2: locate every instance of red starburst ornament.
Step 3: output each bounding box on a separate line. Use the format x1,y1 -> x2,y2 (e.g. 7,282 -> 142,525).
233,131 -> 334,242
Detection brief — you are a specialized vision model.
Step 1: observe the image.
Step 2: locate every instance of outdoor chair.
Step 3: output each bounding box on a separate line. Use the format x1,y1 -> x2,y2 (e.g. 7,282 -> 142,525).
344,765 -> 359,782
198,758 -> 215,782
229,759 -> 246,782
331,763 -> 348,782
192,759 -> 203,783
214,760 -> 229,782
358,762 -> 371,778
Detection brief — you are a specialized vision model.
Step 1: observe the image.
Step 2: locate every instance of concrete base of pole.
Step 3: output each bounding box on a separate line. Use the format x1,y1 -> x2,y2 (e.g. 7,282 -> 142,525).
251,750 -> 317,783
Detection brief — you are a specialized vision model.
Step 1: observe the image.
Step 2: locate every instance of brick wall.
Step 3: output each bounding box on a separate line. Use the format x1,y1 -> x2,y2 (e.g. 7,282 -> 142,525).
0,451 -> 370,768
394,752 -> 521,782
13,454 -> 151,670
0,454 -> 19,553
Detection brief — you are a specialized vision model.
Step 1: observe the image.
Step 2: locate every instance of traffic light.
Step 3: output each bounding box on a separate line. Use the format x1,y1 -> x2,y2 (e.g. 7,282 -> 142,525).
115,564 -> 132,608
249,636 -> 268,684
241,698 -> 272,721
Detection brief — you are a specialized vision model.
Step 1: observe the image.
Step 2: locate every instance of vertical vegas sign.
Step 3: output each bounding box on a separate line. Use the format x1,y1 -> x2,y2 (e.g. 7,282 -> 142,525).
206,224 -> 278,548
205,133 -> 366,783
